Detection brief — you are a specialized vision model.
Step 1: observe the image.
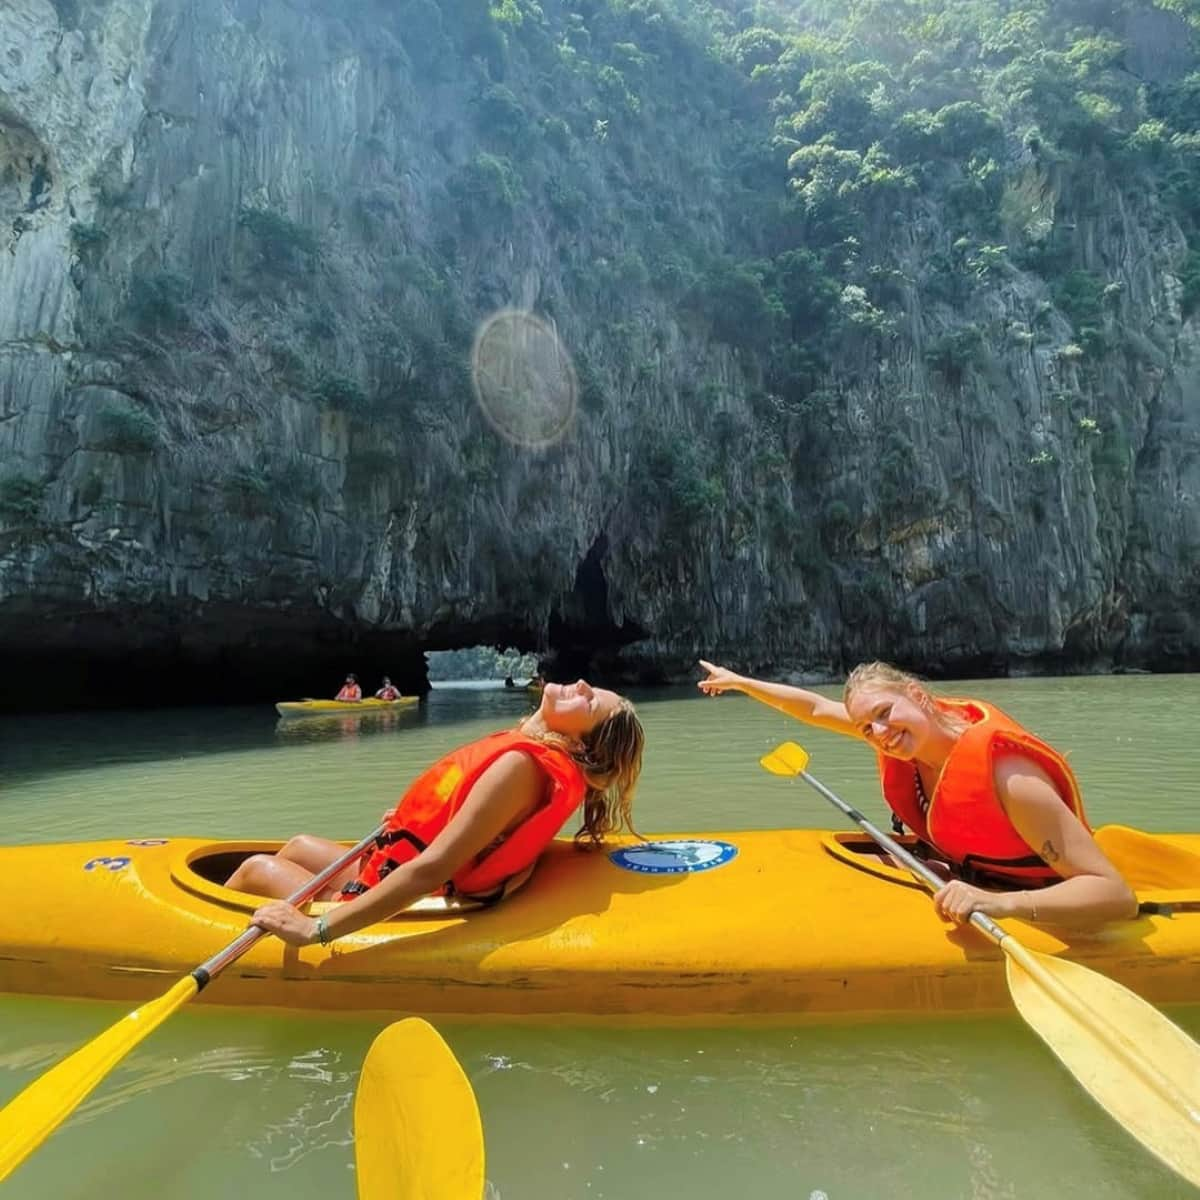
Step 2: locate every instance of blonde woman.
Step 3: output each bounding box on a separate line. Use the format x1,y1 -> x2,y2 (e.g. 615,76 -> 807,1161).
699,659 -> 1135,928
234,680 -> 644,946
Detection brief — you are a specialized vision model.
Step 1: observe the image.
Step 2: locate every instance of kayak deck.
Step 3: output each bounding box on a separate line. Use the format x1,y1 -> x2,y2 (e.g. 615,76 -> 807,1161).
0,827 -> 1196,1022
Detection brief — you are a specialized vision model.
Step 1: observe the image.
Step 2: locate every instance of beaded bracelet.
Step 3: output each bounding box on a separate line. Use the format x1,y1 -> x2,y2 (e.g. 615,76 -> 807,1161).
316,914 -> 331,946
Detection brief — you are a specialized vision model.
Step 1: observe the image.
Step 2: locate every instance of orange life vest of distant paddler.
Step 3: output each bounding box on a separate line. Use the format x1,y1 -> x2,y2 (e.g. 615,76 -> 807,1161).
877,699 -> 1089,887
340,730 -> 587,902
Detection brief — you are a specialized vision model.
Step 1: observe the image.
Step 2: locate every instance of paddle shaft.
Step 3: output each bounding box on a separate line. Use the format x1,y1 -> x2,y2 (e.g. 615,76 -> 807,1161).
0,825 -> 386,1183
793,765 -> 1200,1122
193,824 -> 384,987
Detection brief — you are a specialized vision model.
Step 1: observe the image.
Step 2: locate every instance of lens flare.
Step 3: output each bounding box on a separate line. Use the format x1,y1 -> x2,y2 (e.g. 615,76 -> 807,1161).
470,309 -> 578,449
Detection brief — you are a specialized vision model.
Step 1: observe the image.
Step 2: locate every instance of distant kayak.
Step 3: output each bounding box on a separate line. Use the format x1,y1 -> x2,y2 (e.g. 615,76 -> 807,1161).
275,697 -> 418,717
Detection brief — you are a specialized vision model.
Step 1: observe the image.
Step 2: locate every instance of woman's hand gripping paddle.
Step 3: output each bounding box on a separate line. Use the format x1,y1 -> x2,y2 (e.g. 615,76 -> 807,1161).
0,825 -> 384,1183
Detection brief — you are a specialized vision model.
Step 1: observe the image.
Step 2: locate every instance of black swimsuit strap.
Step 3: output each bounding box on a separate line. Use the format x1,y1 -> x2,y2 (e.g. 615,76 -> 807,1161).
913,765 -> 931,815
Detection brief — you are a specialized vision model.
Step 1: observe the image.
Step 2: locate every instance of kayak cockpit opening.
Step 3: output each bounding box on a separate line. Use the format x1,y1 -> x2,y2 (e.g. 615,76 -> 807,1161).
188,849 -> 261,886
173,842 -> 482,916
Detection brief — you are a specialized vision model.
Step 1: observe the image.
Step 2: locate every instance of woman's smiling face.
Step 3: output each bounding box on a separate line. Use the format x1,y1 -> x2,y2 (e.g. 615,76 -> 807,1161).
845,684 -> 936,760
539,679 -> 621,739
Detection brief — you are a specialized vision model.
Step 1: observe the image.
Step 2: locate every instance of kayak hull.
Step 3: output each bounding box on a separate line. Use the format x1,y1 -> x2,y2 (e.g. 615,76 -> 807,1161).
275,697 -> 418,717
0,828 -> 1196,1022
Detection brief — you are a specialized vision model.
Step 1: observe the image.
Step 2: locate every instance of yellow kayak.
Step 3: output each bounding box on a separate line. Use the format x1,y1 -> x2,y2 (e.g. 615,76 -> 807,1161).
275,697 -> 418,717
0,826 -> 1195,1021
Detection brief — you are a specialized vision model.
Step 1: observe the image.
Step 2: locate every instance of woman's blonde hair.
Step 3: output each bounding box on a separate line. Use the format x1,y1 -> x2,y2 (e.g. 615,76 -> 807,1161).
519,698 -> 645,846
843,661 -> 970,737
573,698 -> 644,846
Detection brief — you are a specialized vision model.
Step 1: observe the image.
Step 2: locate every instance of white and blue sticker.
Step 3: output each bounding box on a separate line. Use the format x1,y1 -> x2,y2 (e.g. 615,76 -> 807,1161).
609,839 -> 738,875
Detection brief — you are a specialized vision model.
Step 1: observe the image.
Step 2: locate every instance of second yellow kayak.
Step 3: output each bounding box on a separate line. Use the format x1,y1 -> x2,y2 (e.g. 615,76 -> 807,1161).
275,697 -> 418,717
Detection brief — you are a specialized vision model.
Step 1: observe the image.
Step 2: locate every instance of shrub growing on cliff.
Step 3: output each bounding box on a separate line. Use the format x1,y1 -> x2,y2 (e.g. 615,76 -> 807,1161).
222,468 -> 272,518
95,402 -> 159,455
448,154 -> 525,233
924,325 -> 984,385
692,260 -> 780,350
474,84 -> 532,145
631,434 -> 725,535
821,498 -> 855,551
238,207 -> 320,275
128,270 -> 190,332
0,475 -> 46,524
70,223 -> 108,255
1054,270 -> 1108,351
313,372 -> 370,414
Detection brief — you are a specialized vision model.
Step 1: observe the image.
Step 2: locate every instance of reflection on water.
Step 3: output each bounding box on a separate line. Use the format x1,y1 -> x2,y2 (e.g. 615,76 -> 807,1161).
3,1002 -> 1194,1200
273,706 -> 422,742
0,676 -> 1198,1199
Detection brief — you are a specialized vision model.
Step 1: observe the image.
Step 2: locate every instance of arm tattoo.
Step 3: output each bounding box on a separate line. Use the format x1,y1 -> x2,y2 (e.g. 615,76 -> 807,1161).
1040,839 -> 1060,863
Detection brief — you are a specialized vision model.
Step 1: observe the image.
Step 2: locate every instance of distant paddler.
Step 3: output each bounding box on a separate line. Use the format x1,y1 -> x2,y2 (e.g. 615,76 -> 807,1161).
699,659 -> 1137,927
375,677 -> 400,701
335,673 -> 363,702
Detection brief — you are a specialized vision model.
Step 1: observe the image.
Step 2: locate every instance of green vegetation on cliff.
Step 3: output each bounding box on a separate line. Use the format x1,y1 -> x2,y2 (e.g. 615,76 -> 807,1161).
7,0 -> 1197,692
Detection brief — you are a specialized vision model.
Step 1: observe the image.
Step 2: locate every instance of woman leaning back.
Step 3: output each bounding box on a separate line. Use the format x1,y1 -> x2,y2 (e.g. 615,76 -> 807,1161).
698,659 -> 1136,928
230,679 -> 644,946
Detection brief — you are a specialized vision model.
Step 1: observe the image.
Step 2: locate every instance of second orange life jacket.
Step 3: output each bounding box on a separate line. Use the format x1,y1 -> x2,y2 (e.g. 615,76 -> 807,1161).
877,698 -> 1088,886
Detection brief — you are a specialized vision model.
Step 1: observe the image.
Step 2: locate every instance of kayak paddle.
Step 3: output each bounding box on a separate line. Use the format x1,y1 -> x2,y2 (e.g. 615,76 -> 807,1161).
0,824 -> 384,1183
354,1018 -> 485,1200
760,741 -> 1200,1189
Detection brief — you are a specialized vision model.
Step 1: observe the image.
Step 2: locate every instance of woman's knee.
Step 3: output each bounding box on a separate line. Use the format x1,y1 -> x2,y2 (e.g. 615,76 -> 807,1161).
227,853 -> 274,891
278,834 -> 346,874
278,834 -> 322,863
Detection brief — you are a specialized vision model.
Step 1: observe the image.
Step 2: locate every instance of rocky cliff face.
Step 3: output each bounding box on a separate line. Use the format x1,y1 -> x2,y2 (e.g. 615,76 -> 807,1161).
1,0 -> 1197,709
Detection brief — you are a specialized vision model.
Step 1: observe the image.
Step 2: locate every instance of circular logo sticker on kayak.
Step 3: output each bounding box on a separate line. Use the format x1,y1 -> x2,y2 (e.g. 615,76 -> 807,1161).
609,839 -> 738,875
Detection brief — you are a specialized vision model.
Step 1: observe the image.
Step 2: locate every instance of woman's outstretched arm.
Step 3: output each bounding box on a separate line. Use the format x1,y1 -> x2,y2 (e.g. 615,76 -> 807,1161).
698,660 -> 862,740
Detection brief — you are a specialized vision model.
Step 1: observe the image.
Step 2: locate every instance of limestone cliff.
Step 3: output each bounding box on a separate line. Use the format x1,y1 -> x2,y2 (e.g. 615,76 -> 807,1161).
0,0 -> 1197,708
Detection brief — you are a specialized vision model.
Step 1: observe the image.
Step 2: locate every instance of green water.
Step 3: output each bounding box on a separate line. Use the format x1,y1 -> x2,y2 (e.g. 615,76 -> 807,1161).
1,675 -> 1198,1198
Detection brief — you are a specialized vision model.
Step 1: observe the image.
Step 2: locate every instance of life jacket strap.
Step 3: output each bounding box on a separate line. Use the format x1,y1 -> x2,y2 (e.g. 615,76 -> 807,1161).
961,850 -> 1049,869
375,828 -> 430,853
959,851 -> 1054,889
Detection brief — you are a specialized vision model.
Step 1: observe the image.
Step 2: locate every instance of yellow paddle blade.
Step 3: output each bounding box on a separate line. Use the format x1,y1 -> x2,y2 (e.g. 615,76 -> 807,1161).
759,742 -> 810,777
1005,945 -> 1200,1188
355,1018 -> 484,1200
0,975 -> 199,1183
1094,824 -> 1200,892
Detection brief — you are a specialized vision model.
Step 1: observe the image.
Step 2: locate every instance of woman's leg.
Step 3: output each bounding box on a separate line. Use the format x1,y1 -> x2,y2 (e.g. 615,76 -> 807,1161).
277,834 -> 354,874
226,854 -> 318,899
227,834 -> 362,899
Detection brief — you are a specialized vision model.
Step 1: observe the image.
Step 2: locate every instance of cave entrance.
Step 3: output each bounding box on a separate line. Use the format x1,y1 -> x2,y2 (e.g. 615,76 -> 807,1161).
426,646 -> 541,688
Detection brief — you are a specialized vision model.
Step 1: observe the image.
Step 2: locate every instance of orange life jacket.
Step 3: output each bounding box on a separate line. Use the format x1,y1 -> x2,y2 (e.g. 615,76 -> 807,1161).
336,685 -> 361,701
342,730 -> 587,901
877,698 -> 1089,886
